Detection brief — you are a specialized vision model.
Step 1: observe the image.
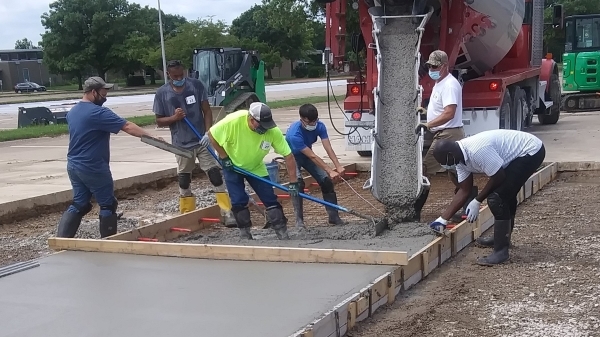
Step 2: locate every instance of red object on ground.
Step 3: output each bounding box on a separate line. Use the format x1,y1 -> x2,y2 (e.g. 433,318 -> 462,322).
170,227 -> 191,232
137,237 -> 158,242
198,218 -> 221,223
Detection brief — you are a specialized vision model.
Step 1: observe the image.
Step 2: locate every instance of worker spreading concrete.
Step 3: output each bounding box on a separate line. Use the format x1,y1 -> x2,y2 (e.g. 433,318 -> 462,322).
428,129 -> 546,266
415,50 -> 477,223
153,59 -> 236,227
56,77 -> 158,238
285,103 -> 347,228
207,102 -> 299,240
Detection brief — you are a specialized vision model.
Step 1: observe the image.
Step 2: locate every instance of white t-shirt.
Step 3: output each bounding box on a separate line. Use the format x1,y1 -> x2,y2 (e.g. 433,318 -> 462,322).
426,74 -> 463,132
455,129 -> 543,183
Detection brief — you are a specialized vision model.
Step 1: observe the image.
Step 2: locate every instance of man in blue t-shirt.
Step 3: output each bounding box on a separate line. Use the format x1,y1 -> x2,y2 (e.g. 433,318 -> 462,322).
285,103 -> 347,228
56,76 -> 157,239
153,60 -> 236,227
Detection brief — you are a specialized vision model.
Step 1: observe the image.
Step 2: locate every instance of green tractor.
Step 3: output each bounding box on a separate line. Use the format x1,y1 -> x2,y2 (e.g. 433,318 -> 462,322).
189,47 -> 267,123
561,14 -> 600,113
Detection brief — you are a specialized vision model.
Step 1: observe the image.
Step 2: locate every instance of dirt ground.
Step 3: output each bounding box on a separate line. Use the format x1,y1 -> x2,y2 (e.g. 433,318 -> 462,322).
349,170 -> 600,337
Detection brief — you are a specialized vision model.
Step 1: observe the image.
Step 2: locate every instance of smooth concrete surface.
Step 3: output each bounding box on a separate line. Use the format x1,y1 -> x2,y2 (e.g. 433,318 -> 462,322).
0,251 -> 393,337
0,80 -> 347,115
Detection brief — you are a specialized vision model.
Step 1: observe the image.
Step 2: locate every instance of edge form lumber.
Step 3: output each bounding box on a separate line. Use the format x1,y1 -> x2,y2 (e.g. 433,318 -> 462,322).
289,162 -> 560,337
47,238 -> 408,266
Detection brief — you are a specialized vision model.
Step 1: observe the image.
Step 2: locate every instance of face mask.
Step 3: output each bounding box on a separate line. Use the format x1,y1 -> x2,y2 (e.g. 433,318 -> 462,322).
441,164 -> 456,170
93,91 -> 107,106
428,70 -> 441,81
254,126 -> 267,134
303,124 -> 317,131
172,78 -> 186,87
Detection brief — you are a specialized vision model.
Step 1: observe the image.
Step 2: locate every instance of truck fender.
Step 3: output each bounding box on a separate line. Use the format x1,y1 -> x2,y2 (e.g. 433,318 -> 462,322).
540,58 -> 558,94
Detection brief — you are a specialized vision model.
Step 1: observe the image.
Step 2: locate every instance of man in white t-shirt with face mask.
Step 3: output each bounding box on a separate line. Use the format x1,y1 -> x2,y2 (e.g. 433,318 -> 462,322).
415,50 -> 477,222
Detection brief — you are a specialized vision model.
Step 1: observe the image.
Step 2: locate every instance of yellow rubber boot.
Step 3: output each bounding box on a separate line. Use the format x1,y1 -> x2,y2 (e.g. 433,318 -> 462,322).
180,196 -> 196,214
216,192 -> 237,228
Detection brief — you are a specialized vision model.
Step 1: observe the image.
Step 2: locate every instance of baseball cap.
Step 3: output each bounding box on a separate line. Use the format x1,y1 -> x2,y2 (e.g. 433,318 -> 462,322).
83,76 -> 114,92
249,102 -> 277,130
425,50 -> 448,67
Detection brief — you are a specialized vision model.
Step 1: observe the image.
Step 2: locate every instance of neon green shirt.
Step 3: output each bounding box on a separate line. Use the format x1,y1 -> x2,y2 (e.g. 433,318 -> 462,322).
209,110 -> 292,177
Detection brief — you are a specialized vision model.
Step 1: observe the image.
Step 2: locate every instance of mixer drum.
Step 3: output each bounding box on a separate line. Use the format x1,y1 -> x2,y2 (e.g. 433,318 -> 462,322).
457,0 -> 525,75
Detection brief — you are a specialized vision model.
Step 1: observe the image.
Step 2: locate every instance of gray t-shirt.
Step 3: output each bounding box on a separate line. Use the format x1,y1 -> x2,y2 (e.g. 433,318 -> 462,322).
153,78 -> 209,149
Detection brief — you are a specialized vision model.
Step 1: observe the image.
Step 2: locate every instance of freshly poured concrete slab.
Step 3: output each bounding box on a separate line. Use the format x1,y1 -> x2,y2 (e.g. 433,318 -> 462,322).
0,251 -> 393,337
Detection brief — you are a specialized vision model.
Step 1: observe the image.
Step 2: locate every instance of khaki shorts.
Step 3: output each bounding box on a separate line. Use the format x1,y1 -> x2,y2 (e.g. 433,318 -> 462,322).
176,146 -> 220,174
423,127 -> 465,176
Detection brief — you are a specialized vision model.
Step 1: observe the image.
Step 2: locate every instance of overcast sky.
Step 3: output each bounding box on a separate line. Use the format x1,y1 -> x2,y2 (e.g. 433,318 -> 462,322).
0,0 -> 262,50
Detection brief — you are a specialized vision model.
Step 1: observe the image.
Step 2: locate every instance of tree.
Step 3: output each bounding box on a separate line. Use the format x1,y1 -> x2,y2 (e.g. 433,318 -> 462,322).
40,0 -> 145,88
15,38 -> 35,49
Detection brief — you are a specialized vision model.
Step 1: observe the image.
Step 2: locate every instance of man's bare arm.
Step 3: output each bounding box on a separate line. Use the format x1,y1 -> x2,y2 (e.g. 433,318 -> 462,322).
427,104 -> 457,129
321,138 -> 344,174
121,121 -> 154,138
300,146 -> 336,176
207,131 -> 228,158
283,153 -> 298,183
202,100 -> 214,131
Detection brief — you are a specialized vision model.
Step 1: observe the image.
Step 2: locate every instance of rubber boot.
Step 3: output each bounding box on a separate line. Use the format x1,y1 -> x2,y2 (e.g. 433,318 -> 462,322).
233,207 -> 253,240
322,192 -> 347,226
476,217 -> 514,248
290,196 -> 305,228
221,209 -> 238,228
266,205 -> 290,240
56,211 -> 83,238
476,219 -> 511,266
451,186 -> 478,223
99,213 -> 118,238
179,196 -> 196,214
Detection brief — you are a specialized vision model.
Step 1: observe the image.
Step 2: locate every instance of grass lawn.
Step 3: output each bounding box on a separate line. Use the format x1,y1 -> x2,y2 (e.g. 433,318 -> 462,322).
0,95 -> 333,142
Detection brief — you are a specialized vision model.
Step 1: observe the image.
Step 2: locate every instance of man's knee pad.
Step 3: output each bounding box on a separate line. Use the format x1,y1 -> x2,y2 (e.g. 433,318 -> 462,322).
178,173 -> 191,189
487,192 -> 510,219
320,177 -> 335,194
206,167 -> 223,187
72,202 -> 93,216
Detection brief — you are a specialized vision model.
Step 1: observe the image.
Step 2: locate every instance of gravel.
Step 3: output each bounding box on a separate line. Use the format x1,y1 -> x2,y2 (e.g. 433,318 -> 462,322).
372,13 -> 422,221
347,171 -> 600,337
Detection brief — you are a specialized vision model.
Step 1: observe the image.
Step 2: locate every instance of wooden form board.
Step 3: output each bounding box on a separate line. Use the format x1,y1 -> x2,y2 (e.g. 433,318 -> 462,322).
105,163 -> 357,242
289,162 -> 559,337
47,238 -> 408,266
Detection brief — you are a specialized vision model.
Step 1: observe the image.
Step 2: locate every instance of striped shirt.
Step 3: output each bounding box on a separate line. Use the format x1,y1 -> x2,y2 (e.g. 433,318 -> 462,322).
455,130 -> 543,182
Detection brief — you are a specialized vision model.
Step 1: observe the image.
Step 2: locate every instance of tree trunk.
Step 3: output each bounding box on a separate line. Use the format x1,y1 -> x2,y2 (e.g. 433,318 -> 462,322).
266,67 -> 273,80
77,74 -> 83,91
150,69 -> 156,85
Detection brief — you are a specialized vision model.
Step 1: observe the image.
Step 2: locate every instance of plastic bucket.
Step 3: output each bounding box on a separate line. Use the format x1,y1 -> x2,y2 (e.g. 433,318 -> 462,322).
265,157 -> 285,184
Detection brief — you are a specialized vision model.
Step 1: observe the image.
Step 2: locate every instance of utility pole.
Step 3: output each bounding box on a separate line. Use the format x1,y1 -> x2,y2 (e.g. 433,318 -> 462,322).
157,0 -> 167,82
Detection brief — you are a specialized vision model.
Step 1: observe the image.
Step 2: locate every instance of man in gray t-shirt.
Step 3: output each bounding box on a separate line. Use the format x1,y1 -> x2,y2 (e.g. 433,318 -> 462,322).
153,59 -> 236,227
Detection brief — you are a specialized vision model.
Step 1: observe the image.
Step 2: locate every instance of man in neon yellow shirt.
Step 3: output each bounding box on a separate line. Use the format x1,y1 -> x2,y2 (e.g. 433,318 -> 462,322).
208,102 -> 299,240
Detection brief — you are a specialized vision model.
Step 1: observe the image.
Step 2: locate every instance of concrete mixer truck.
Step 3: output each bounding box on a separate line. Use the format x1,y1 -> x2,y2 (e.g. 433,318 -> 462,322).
318,0 -> 564,157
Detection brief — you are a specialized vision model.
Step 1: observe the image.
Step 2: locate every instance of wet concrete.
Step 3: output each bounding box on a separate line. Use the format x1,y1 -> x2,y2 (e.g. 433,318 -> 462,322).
176,221 -> 435,256
0,251 -> 393,337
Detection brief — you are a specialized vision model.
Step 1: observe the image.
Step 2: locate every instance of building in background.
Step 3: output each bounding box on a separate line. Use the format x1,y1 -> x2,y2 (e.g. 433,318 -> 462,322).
0,49 -> 61,91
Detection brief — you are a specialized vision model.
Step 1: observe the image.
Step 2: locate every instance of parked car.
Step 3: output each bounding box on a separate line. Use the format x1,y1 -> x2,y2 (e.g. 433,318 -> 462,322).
14,82 -> 47,93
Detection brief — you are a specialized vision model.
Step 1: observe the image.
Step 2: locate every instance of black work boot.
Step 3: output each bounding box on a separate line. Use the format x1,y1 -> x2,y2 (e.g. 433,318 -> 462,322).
266,205 -> 290,240
233,207 -> 253,240
451,186 -> 478,223
322,192 -> 347,226
476,217 -> 514,248
290,196 -> 305,229
56,211 -> 84,238
99,213 -> 118,238
477,219 -> 511,266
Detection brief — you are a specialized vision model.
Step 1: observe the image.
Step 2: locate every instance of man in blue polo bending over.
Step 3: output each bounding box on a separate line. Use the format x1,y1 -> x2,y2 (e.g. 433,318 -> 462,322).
285,103 -> 347,228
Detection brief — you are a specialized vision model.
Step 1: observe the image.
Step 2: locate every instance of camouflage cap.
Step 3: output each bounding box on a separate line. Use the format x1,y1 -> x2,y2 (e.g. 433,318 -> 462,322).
83,76 -> 114,92
426,50 -> 448,67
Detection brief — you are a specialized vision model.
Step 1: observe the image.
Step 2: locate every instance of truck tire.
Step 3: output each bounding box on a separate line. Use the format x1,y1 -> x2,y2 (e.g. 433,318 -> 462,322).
538,73 -> 561,125
510,86 -> 526,131
357,151 -> 372,157
499,90 -> 512,129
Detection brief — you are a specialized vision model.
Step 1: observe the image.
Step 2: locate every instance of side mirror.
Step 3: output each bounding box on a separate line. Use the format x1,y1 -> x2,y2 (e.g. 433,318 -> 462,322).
552,4 -> 564,29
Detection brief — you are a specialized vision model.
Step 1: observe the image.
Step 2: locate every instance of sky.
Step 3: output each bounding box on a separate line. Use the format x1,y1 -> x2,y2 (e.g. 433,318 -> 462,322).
0,0 -> 262,50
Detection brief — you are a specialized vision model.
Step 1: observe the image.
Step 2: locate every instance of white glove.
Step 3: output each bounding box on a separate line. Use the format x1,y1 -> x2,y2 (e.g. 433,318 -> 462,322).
199,134 -> 210,148
465,199 -> 481,223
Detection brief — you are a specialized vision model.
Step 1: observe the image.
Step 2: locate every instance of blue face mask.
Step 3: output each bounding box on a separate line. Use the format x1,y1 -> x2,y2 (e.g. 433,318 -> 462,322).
172,78 -> 186,87
428,70 -> 441,81
441,154 -> 457,170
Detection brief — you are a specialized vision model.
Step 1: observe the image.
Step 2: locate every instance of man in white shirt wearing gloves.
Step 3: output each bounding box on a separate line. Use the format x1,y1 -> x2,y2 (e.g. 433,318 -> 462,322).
427,129 -> 546,266
415,50 -> 477,222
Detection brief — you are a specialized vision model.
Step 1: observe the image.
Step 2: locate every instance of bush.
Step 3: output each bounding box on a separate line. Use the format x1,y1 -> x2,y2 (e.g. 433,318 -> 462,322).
293,65 -> 308,78
126,76 -> 146,87
307,65 -> 323,78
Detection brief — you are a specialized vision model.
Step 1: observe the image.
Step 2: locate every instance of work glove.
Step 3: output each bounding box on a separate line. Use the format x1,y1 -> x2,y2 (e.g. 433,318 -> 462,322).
221,157 -> 234,172
414,122 -> 429,135
288,182 -> 300,197
465,199 -> 482,223
198,134 -> 210,148
416,107 -> 427,115
429,216 -> 448,235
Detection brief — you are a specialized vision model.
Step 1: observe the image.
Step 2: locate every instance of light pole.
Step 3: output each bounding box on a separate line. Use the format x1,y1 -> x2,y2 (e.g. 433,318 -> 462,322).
157,0 -> 167,82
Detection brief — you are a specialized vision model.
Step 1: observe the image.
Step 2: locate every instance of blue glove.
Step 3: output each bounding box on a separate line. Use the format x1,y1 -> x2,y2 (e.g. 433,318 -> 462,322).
429,216 -> 448,235
221,157 -> 234,172
288,182 -> 300,197
199,134 -> 210,148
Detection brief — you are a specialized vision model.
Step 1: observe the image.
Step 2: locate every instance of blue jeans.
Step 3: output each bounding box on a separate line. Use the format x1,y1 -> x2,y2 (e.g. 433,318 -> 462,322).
223,169 -> 280,210
67,165 -> 116,217
294,152 -> 329,186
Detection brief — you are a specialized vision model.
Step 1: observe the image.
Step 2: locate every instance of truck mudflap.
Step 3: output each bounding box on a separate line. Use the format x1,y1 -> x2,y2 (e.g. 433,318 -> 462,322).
362,4 -> 433,205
